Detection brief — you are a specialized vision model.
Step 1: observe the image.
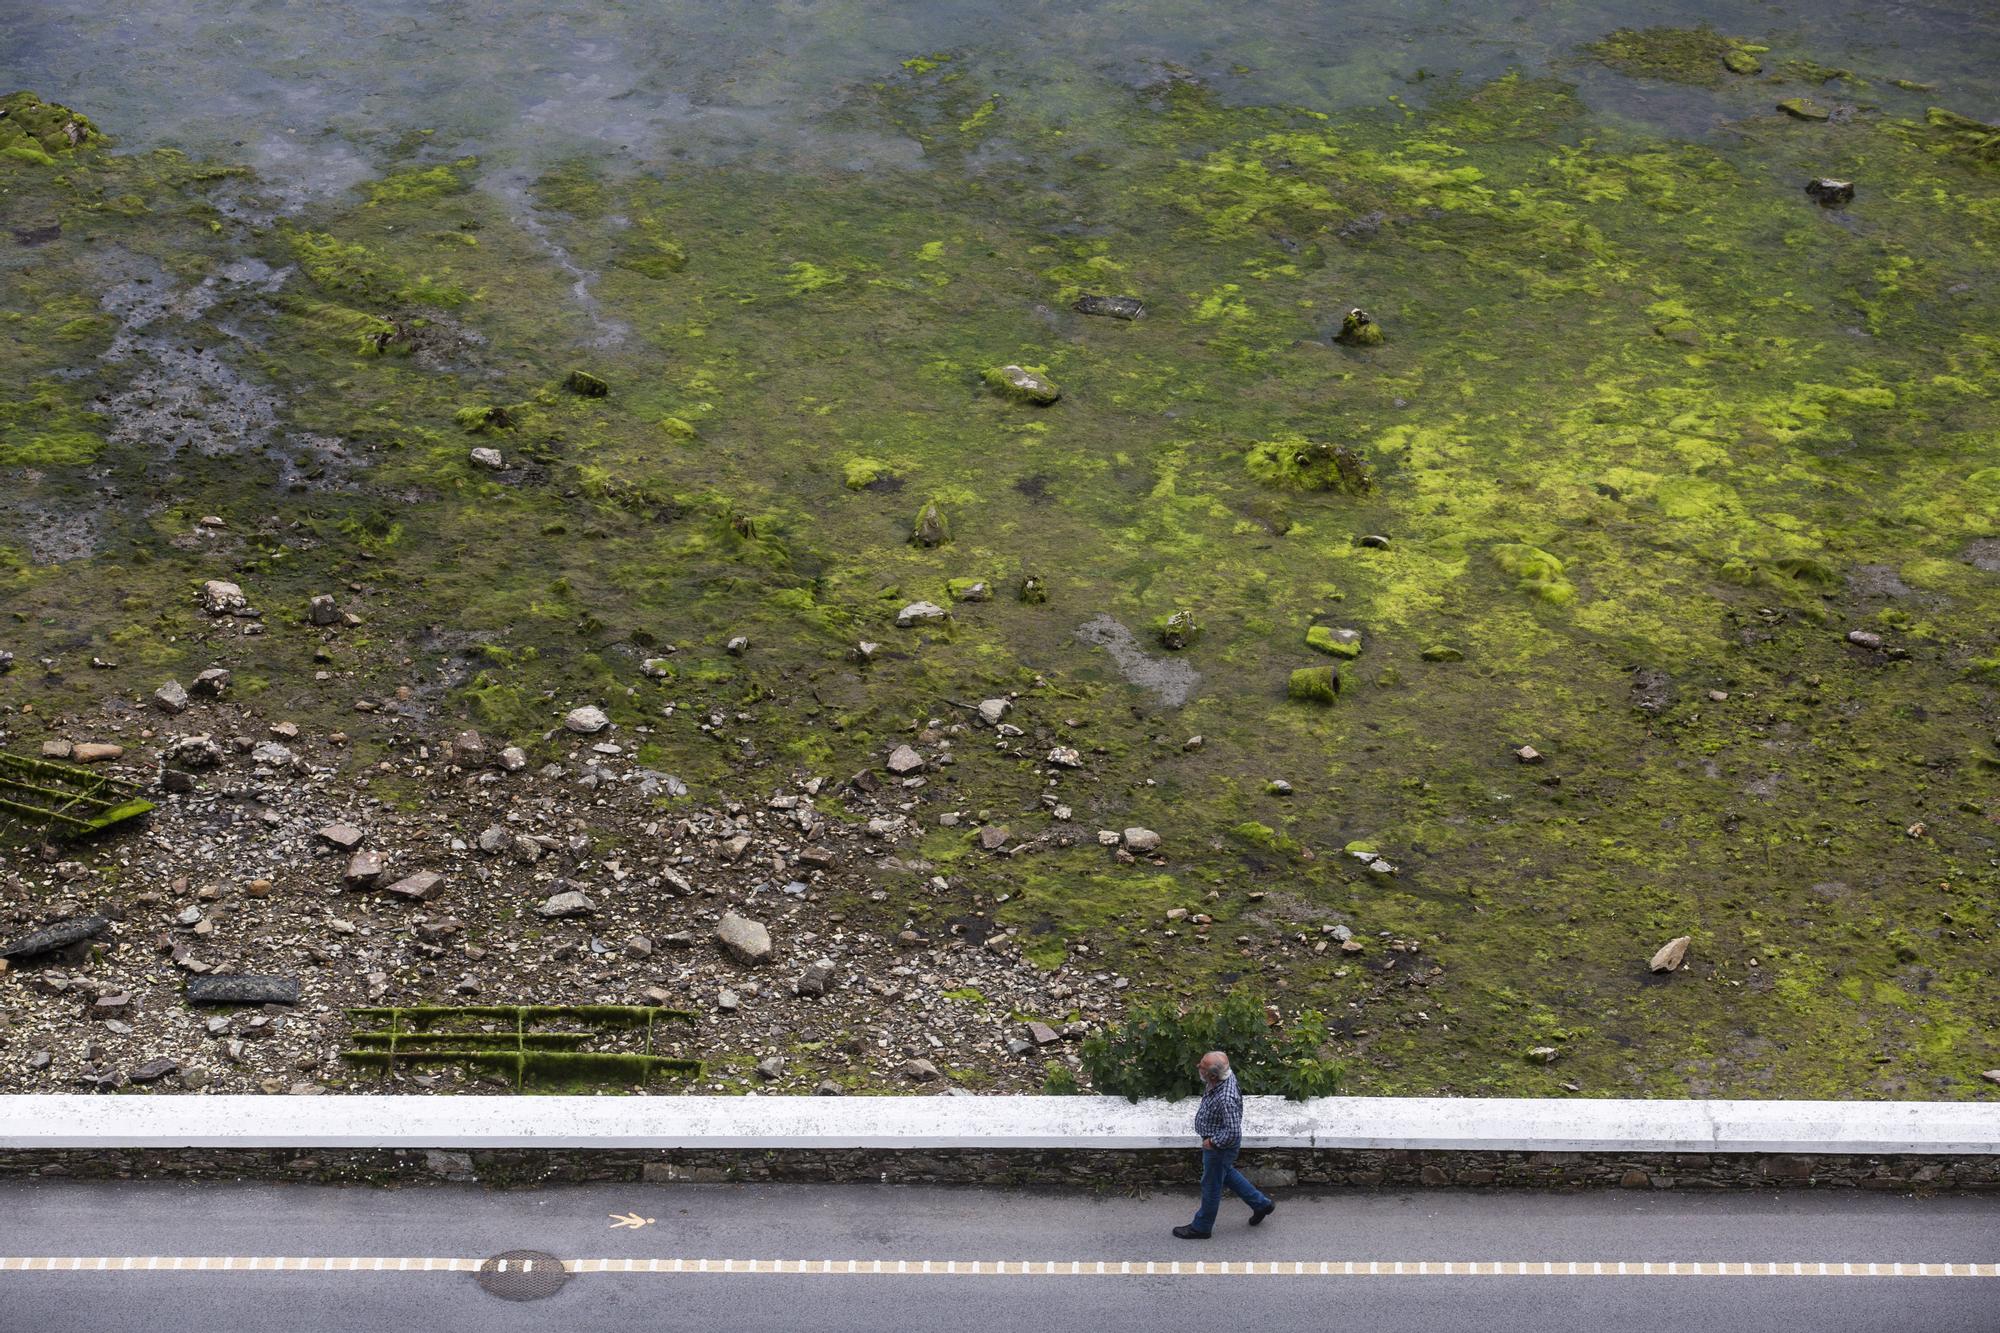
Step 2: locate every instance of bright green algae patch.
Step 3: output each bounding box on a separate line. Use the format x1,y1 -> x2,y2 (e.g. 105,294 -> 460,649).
4,55 -> 2000,1100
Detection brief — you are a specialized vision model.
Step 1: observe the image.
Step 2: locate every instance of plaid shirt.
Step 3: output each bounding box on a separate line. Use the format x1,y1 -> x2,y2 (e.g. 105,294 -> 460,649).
1193,1070 -> 1244,1150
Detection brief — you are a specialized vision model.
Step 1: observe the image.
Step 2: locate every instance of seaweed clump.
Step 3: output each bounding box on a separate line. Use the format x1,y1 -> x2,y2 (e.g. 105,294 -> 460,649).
1587,27 -> 1766,86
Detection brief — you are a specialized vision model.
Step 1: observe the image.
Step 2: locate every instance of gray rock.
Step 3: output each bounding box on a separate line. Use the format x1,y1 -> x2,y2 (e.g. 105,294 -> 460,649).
199,580 -> 247,615
476,825 -> 511,854
249,741 -> 294,767
1649,936 -> 1691,973
469,446 -> 505,470
886,744 -> 925,775
717,988 -> 740,1012
191,668 -> 232,697
537,890 -> 596,918
902,1058 -> 942,1083
977,698 -> 1012,726
756,1056 -> 786,1081
987,364 -> 1060,404
424,1150 -> 475,1180
1028,1021 -> 1061,1046
128,1056 -> 180,1084
1122,827 -> 1162,853
0,914 -> 109,961
1073,294 -> 1145,320
796,959 -> 837,996
1046,746 -> 1084,769
385,871 -> 443,902
1526,1046 -> 1560,1064
896,600 -> 949,628
814,1079 -> 844,1096
977,825 -> 1011,851
163,734 -> 224,770
564,705 -> 611,734
498,746 -> 529,772
715,911 -> 773,965
451,730 -> 487,766
853,641 -> 880,664
1846,629 -> 1884,650
186,974 -> 300,1006
343,851 -> 385,887
317,822 -> 365,850
308,594 -> 340,626
153,680 -> 190,714
726,635 -> 750,656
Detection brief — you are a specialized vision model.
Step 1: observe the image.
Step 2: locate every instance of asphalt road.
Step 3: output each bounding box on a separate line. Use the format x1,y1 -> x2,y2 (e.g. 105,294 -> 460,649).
0,1178 -> 1994,1332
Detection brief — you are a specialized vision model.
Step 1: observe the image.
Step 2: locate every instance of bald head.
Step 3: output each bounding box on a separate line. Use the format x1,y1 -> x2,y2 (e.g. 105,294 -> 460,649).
1198,1051 -> 1230,1085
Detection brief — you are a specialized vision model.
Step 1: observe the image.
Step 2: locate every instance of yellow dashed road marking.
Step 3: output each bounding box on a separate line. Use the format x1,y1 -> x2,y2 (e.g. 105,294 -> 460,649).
0,1256 -> 1993,1279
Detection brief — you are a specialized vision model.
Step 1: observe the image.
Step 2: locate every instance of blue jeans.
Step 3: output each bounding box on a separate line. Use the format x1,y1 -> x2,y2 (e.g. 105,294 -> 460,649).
1190,1144 -> 1271,1233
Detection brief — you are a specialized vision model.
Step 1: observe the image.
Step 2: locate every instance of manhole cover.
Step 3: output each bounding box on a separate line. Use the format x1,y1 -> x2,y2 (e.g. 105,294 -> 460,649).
476,1250 -> 570,1302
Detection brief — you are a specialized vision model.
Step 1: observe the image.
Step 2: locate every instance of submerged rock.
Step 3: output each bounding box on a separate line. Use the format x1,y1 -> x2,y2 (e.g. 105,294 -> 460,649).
984,364 -> 1061,404
1073,294 -> 1145,320
564,369 -> 610,396
1805,177 -> 1855,206
1778,98 -> 1832,121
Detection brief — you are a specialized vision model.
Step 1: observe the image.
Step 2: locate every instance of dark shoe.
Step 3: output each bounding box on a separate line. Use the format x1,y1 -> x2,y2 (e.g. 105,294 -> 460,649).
1249,1201 -> 1277,1227
1172,1226 -> 1212,1240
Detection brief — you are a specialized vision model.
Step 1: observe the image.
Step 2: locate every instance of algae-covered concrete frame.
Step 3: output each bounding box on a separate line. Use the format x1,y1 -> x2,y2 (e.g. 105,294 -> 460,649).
3,1095 -> 1995,1155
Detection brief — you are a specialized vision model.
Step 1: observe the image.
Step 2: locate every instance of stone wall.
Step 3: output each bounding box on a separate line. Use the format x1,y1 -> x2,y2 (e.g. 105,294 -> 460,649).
4,1146 -> 1996,1192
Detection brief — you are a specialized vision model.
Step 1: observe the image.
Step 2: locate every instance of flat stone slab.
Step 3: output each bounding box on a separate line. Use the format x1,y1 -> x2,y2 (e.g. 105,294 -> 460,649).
0,915 -> 109,961
185,974 -> 301,1006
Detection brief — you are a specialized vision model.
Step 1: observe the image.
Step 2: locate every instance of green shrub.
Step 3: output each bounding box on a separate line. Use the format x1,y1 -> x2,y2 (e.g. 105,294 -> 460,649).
1080,991 -> 1343,1101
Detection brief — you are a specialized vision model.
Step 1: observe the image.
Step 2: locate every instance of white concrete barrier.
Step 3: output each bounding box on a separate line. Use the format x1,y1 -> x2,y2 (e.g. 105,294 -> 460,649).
1,1094 -> 1995,1155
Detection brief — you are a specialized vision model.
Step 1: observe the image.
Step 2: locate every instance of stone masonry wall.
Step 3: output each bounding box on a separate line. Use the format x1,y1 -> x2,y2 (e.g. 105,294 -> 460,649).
3,1146 -> 1996,1192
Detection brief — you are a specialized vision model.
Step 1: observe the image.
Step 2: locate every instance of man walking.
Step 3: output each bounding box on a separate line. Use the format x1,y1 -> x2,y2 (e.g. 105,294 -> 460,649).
1173,1050 -> 1276,1239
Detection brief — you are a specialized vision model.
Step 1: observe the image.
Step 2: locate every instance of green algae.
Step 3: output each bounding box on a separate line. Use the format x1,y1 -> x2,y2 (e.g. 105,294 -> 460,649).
7,43 -> 2000,1101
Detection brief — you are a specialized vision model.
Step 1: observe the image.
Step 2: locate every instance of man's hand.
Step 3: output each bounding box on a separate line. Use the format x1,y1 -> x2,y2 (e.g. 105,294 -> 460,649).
1202,1137 -> 1214,1149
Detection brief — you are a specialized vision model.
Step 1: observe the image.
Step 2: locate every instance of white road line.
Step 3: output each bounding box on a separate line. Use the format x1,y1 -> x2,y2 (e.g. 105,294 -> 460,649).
0,1256 -> 1992,1279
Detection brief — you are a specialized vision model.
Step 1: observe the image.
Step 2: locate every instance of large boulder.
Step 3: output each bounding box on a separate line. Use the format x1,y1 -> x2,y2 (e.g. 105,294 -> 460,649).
715,911 -> 773,966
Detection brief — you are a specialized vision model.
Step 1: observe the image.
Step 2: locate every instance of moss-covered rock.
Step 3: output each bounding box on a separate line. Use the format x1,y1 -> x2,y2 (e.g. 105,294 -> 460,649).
1492,544 -> 1577,606
1246,435 -> 1372,493
564,370 -> 610,397
1286,665 -> 1340,703
1306,626 -> 1363,658
911,502 -> 950,548
0,92 -> 103,166
1335,307 -> 1383,346
983,364 -> 1061,404
1155,609 -> 1202,650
